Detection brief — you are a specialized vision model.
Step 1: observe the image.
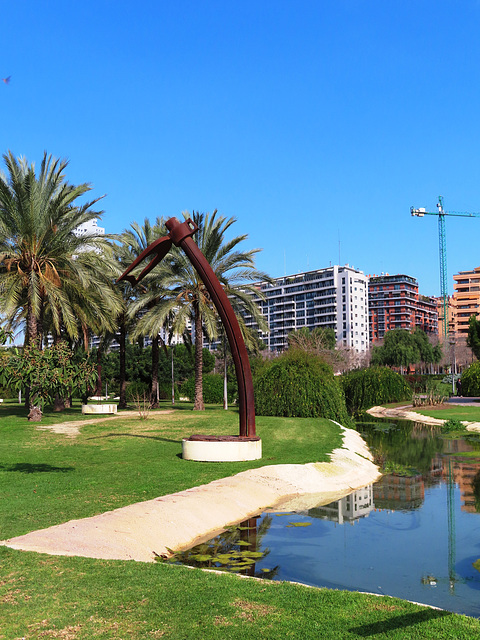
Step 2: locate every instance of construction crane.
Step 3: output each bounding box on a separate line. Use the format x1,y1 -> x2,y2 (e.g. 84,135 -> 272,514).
410,196 -> 480,340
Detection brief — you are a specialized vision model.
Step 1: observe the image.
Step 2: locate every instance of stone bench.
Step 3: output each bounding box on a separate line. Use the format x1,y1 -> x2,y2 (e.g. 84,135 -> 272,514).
82,404 -> 117,415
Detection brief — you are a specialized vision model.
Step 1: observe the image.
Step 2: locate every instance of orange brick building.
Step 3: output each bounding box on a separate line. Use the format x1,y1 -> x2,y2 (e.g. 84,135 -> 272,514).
450,266 -> 480,338
369,274 -> 438,343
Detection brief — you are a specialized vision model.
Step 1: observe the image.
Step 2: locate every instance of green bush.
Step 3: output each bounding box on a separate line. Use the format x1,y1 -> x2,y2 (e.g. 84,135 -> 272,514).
126,381 -> 150,402
341,366 -> 411,414
180,374 -> 235,404
461,362 -> 480,397
0,385 -> 18,400
253,349 -> 352,426
442,418 -> 465,433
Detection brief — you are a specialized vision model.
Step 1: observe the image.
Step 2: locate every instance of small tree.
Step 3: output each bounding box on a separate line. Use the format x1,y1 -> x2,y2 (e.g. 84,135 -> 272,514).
0,341 -> 97,421
461,361 -> 480,397
467,315 -> 480,360
371,329 -> 441,373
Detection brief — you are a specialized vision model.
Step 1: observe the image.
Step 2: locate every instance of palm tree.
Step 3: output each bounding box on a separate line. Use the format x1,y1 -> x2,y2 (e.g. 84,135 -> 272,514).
118,217 -> 166,407
129,210 -> 269,411
0,151 -> 119,348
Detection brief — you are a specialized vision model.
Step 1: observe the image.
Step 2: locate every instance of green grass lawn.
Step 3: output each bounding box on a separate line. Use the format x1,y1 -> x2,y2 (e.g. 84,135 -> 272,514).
412,405 -> 480,422
1,400 -> 479,638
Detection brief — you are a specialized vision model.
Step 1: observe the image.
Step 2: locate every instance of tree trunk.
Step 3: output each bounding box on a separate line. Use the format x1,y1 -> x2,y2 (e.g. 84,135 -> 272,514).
193,303 -> 205,411
26,302 -> 38,347
150,334 -> 160,408
28,405 -> 42,421
94,349 -> 103,396
118,315 -> 127,409
53,394 -> 65,412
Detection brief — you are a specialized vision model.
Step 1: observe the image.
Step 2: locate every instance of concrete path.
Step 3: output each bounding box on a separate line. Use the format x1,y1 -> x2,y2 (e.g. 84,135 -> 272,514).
367,403 -> 480,432
35,410 -> 174,438
0,428 -> 381,563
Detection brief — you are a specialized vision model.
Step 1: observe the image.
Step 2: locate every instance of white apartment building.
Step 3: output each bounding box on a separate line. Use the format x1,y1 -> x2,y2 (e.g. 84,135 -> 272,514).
245,265 -> 369,352
73,218 -> 105,237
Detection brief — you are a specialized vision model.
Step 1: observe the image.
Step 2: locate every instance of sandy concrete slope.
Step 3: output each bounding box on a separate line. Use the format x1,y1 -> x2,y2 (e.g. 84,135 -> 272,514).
367,404 -> 480,432
1,427 -> 381,563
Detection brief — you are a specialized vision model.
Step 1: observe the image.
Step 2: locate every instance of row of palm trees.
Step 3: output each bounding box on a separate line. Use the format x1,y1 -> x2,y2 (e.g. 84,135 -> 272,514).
0,151 -> 268,409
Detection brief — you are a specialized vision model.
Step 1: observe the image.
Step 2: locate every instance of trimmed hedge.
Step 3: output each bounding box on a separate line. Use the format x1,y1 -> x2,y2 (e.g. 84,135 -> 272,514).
253,349 -> 352,426
180,374 -> 236,404
461,361 -> 480,397
341,366 -> 412,414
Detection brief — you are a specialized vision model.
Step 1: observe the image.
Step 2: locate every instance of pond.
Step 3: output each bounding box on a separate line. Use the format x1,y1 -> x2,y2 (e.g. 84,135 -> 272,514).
170,417 -> 480,618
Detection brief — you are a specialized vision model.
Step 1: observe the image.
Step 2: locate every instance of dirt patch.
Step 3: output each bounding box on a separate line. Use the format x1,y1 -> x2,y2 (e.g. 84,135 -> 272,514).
36,410 -> 175,438
232,598 -> 278,622
410,403 -> 452,411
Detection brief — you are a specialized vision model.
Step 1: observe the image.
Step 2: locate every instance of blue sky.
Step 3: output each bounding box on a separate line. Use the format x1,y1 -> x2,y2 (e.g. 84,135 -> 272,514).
2,0 -> 480,296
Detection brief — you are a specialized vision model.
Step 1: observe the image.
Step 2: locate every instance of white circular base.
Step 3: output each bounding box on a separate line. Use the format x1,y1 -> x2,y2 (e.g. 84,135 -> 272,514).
182,438 -> 262,462
82,404 -> 117,415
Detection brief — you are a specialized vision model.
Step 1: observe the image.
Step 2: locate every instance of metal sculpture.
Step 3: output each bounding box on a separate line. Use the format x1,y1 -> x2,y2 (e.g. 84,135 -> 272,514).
117,216 -> 256,438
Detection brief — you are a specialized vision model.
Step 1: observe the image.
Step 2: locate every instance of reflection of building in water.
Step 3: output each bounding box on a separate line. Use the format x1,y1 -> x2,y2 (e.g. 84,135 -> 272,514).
423,455 -> 444,488
441,439 -> 479,513
374,474 -> 424,510
450,460 -> 480,513
308,485 -> 374,524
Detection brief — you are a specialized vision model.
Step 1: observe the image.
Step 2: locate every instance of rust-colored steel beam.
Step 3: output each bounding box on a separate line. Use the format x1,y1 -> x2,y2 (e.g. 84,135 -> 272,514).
117,217 -> 256,438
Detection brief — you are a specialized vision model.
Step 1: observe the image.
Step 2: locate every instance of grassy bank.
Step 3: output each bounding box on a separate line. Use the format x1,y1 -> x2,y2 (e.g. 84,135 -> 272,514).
0,401 -> 342,539
1,546 -> 479,639
412,405 -> 480,422
1,401 -> 479,637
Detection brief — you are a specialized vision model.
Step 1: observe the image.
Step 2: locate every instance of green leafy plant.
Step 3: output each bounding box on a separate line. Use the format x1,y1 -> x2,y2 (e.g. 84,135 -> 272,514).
0,341 -> 97,421
126,381 -> 150,403
341,366 -> 411,414
253,349 -> 352,425
180,373 -> 235,404
461,362 -> 480,397
412,380 -> 446,407
441,418 -> 465,433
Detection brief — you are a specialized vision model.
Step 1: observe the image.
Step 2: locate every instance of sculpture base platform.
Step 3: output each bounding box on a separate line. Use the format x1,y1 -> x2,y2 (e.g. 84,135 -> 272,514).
182,435 -> 262,462
82,404 -> 117,415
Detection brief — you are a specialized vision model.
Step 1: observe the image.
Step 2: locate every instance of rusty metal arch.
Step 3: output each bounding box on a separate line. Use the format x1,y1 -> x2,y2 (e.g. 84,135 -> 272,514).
117,217 -> 256,438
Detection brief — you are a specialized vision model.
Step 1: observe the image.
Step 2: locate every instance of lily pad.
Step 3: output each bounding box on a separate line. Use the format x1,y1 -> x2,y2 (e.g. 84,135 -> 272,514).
287,522 -> 312,528
191,554 -> 212,562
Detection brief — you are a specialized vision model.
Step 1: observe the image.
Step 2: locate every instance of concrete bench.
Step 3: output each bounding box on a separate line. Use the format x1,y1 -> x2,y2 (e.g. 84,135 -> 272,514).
82,404 -> 117,415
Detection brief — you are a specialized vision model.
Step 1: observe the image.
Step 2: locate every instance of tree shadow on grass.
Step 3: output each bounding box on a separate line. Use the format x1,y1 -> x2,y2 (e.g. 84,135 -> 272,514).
0,405 -> 29,418
0,463 -> 75,473
86,433 -> 182,444
349,608 -> 452,637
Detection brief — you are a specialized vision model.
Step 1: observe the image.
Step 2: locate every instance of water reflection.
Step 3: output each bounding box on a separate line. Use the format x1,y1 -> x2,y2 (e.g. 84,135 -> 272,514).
172,418 -> 480,617
358,417 -> 480,515
166,516 -> 280,579
308,486 -> 374,524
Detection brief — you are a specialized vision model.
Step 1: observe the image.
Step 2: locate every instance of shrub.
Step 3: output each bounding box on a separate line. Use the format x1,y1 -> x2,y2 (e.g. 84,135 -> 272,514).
180,374 -> 234,404
461,362 -> 480,397
0,385 -> 18,399
442,418 -> 465,433
126,381 -> 150,403
341,366 -> 411,414
253,349 -> 352,426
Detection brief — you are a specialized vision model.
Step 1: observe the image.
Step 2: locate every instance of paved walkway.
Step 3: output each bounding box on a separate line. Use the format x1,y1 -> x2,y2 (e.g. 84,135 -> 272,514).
448,396 -> 480,406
